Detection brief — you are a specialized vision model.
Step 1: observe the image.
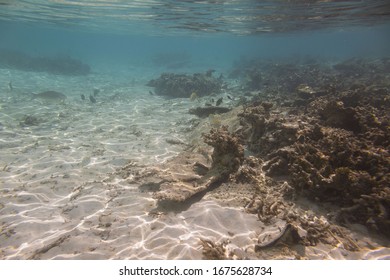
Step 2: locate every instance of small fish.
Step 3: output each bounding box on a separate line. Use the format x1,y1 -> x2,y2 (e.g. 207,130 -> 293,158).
227,95 -> 233,100
89,95 -> 96,103
205,102 -> 212,107
93,88 -> 100,96
149,90 -> 154,95
216,97 -> 223,106
81,94 -> 85,101
8,81 -> 13,92
211,98 -> 215,103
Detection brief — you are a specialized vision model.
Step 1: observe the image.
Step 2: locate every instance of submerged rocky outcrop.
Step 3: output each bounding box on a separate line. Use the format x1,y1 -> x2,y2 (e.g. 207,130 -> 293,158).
235,58 -> 390,237
147,71 -> 223,98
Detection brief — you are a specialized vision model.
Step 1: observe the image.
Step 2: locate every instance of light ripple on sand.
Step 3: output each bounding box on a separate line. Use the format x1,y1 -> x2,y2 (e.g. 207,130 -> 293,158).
1,68 -> 389,260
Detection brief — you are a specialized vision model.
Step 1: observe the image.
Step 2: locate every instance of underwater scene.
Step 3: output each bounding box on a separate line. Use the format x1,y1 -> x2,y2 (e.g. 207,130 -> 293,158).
0,0 -> 389,260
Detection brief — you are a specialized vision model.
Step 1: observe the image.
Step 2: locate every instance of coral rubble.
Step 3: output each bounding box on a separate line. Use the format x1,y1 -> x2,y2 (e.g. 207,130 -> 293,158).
237,57 -> 390,237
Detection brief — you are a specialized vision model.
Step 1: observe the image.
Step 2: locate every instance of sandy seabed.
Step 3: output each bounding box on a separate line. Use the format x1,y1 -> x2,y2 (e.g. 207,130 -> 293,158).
0,66 -> 389,260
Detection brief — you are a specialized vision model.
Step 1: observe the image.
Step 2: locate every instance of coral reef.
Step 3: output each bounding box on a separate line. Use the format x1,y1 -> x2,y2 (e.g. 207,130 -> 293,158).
237,58 -> 390,237
0,49 -> 90,75
146,71 -> 222,98
125,57 -> 389,259
229,56 -> 336,94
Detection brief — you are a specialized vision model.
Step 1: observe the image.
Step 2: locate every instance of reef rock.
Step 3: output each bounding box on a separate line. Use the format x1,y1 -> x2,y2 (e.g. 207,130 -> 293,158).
146,71 -> 222,98
239,78 -> 390,235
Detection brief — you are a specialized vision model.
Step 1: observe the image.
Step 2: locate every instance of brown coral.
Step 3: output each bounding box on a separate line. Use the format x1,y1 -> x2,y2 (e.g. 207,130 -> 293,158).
237,58 -> 390,236
202,125 -> 244,179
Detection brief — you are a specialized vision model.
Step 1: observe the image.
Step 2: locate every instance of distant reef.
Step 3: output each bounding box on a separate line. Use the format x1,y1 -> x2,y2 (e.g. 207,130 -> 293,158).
147,70 -> 222,98
0,49 -> 90,76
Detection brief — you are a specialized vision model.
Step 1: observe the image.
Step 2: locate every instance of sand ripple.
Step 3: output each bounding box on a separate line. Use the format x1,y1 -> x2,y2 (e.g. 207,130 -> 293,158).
1,69 -> 389,259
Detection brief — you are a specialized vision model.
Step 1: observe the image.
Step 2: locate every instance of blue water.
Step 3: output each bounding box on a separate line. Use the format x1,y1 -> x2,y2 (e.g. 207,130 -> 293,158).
0,0 -> 389,73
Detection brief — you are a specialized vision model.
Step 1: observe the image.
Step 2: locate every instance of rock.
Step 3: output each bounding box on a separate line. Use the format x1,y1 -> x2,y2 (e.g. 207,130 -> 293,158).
146,71 -> 222,98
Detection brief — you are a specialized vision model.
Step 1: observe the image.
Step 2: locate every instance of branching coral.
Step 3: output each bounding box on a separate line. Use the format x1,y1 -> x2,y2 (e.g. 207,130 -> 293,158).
239,77 -> 390,236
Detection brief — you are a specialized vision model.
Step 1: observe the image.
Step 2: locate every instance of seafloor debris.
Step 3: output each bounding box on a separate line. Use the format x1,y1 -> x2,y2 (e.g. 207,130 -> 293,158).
200,239 -> 231,260
255,223 -> 301,250
146,71 -> 222,98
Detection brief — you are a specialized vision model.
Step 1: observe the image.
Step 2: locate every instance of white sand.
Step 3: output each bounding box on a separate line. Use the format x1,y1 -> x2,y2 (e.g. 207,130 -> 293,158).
0,68 -> 389,260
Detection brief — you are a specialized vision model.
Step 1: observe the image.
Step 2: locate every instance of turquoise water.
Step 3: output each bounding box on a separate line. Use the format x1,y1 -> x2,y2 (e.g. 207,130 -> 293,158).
0,0 -> 389,72
0,1 -> 389,260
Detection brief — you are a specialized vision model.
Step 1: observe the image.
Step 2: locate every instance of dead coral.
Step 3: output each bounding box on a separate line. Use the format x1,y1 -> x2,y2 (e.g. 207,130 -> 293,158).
238,59 -> 390,236
200,239 -> 231,260
146,71 -> 222,98
319,100 -> 361,133
202,125 -> 244,179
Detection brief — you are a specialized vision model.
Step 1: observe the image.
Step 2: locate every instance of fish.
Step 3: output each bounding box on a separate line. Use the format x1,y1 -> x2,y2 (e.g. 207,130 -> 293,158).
32,91 -> 67,103
93,88 -> 100,96
216,97 -> 223,106
89,95 -> 96,103
81,94 -> 85,101
8,81 -> 13,92
149,90 -> 154,95
227,95 -> 233,100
